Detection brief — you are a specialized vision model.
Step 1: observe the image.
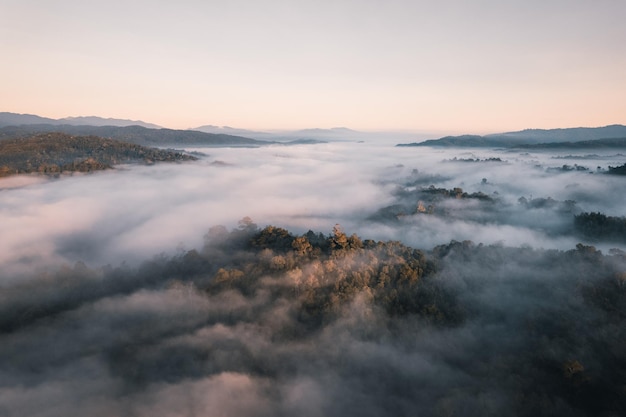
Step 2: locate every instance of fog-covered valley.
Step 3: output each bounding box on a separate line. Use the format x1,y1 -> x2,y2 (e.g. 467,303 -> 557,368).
1,142 -> 625,416
5,0 -> 626,411
2,143 -> 624,271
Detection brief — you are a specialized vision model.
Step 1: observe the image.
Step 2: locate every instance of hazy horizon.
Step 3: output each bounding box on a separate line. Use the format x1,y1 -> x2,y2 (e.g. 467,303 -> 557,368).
2,142 -> 624,273
3,110 -> 625,141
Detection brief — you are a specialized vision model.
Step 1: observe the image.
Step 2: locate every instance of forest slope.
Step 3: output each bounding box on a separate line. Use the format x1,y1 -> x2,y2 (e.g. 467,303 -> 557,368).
0,223 -> 624,416
0,132 -> 196,177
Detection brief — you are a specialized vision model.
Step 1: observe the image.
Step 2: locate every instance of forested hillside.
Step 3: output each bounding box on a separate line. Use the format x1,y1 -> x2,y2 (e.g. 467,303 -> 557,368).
1,222 -> 624,416
0,132 -> 196,177
607,162 -> 626,175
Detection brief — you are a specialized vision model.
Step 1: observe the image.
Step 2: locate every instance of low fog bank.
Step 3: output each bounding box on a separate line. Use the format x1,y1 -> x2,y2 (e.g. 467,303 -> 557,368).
1,136 -> 625,415
1,143 -> 624,277
0,224 -> 624,416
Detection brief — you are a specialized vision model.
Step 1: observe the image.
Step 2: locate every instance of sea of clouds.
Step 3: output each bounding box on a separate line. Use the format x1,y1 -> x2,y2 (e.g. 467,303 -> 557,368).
1,142 -> 624,416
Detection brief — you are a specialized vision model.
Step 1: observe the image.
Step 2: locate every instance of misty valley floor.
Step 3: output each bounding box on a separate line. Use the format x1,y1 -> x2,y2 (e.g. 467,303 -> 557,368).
0,143 -> 625,416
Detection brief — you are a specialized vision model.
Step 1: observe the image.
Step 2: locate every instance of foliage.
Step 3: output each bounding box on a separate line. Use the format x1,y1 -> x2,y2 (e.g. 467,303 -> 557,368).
546,163 -> 590,172
0,132 -> 196,177
430,240 -> 626,414
606,162 -> 626,175
443,157 -> 505,163
574,212 -> 626,243
371,185 -> 498,222
2,223 -> 625,415
203,223 -> 454,332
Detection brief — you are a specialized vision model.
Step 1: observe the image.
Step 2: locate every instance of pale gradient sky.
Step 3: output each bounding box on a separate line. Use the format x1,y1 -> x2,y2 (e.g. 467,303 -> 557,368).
1,0 -> 625,133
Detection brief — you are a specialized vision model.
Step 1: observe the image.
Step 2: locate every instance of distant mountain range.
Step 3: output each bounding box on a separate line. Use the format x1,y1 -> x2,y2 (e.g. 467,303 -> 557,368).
0,112 -> 350,146
191,125 -> 367,141
192,125 -> 276,140
0,117 -> 268,147
398,125 -> 626,148
6,112 -> 623,148
0,124 -> 266,147
0,112 -> 162,129
190,125 -> 422,142
2,112 -> 422,144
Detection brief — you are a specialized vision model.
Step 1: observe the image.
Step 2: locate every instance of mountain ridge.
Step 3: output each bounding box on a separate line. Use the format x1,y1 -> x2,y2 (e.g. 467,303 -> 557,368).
397,125 -> 626,148
190,125 -> 366,142
59,116 -> 162,129
0,123 -> 268,147
0,112 -> 161,129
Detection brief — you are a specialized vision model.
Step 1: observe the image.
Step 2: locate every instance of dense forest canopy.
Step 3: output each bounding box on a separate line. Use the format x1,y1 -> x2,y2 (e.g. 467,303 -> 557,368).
1,222 -> 624,416
0,132 -> 196,177
607,162 -> 626,175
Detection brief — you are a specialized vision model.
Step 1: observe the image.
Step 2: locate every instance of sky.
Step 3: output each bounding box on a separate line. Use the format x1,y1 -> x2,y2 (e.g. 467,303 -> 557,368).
1,0 -> 625,133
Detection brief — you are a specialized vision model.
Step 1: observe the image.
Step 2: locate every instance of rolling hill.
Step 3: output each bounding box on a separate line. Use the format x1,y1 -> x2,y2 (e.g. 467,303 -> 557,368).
398,125 -> 626,148
0,132 -> 196,177
0,124 -> 268,147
